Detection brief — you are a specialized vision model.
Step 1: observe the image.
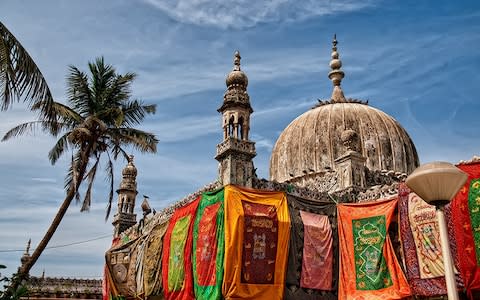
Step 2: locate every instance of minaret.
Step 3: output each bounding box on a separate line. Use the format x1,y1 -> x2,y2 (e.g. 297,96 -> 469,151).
19,239 -> 31,274
328,35 -> 367,191
112,155 -> 138,238
215,51 -> 256,187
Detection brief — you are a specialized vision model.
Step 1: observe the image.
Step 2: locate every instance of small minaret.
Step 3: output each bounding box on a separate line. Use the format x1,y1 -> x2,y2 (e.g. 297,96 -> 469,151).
328,35 -> 367,191
112,155 -> 138,238
19,239 -> 31,275
215,51 -> 256,187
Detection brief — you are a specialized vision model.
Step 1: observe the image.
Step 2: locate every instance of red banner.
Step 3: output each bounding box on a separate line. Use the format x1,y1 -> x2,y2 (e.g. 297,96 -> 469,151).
451,162 -> 480,298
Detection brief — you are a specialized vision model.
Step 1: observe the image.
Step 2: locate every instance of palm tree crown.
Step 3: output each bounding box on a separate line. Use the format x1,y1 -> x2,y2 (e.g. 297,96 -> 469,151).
3,57 -> 158,215
2,57 -> 158,276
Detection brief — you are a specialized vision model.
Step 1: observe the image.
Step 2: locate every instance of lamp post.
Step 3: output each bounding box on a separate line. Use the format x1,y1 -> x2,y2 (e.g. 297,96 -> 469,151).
406,162 -> 468,300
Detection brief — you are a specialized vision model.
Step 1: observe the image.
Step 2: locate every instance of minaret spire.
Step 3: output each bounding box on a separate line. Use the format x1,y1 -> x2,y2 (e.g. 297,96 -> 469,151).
216,50 -> 256,187
112,155 -> 138,238
233,50 -> 241,71
328,34 -> 347,103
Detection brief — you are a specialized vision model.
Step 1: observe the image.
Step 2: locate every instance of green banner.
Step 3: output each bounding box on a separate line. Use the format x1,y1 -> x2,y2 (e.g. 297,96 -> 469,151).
168,215 -> 191,292
468,178 -> 480,265
352,215 -> 392,290
192,188 -> 224,300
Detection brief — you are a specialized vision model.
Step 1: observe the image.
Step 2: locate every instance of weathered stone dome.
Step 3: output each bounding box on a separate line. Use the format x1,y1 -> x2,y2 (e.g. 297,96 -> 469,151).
269,101 -> 419,183
269,36 -> 419,184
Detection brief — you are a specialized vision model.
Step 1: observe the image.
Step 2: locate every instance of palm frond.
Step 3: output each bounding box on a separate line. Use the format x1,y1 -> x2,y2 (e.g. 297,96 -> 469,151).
66,65 -> 92,116
108,142 -> 129,160
120,100 -> 156,127
48,132 -> 71,165
65,152 -> 82,203
1,120 -> 64,141
104,152 -> 114,221
109,127 -> 158,153
81,155 -> 100,212
0,22 -> 55,117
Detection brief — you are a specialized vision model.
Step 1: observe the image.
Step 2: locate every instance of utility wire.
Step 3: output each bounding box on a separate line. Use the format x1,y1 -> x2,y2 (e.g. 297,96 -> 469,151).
0,234 -> 112,253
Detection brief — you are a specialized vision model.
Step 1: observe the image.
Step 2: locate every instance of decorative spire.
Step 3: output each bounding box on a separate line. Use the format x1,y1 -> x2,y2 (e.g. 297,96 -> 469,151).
328,34 -> 347,103
225,50 -> 248,88
20,239 -> 31,267
233,50 -> 241,71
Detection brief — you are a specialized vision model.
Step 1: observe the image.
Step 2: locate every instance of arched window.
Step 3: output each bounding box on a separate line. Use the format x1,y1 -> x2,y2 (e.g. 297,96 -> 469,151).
238,116 -> 244,140
228,115 -> 235,137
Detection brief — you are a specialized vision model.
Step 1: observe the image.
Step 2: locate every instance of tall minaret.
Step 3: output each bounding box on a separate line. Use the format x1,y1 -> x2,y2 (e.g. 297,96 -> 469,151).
112,155 -> 138,238
215,51 -> 256,187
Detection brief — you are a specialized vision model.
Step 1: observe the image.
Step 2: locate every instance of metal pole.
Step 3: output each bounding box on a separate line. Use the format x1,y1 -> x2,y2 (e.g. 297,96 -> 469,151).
436,207 -> 459,300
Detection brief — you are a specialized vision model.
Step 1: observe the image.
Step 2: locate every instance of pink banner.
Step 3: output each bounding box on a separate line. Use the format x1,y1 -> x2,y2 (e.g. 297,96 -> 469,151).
299,211 -> 333,290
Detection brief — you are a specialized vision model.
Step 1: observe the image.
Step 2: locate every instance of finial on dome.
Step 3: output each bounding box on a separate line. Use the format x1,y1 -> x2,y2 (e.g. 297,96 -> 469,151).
225,50 -> 248,88
328,34 -> 346,103
233,50 -> 241,71
128,155 -> 134,163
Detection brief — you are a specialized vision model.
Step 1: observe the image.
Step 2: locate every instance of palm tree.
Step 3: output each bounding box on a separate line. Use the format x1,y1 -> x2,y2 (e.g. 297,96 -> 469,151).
0,21 -> 55,119
2,57 -> 158,277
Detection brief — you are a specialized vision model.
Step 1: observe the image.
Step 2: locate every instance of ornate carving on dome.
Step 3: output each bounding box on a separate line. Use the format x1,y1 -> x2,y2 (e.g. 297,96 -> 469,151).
314,97 -> 368,108
365,168 -> 406,187
357,182 -> 399,202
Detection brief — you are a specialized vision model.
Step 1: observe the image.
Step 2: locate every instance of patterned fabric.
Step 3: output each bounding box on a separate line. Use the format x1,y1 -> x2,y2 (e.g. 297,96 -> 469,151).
338,199 -> 411,299
161,197 -> 200,300
300,211 -> 333,290
242,201 -> 279,284
284,194 -> 337,300
192,188 -> 224,300
398,183 -> 464,296
451,162 -> 480,298
143,221 -> 169,297
223,185 -> 290,300
105,238 -> 140,297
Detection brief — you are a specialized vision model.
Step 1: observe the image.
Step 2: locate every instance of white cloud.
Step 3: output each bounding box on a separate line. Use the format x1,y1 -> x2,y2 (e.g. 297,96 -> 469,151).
143,0 -> 376,29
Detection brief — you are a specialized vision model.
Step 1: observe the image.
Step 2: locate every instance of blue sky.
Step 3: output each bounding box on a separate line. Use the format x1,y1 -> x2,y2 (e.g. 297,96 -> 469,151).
1,0 -> 479,279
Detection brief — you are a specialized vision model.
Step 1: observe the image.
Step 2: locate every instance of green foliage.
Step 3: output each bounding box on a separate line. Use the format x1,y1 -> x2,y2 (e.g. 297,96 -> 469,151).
0,266 -> 28,300
2,56 -> 159,217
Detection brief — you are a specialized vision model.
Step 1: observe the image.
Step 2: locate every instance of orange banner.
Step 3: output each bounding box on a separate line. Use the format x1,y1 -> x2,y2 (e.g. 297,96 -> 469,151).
337,199 -> 411,300
222,185 -> 290,300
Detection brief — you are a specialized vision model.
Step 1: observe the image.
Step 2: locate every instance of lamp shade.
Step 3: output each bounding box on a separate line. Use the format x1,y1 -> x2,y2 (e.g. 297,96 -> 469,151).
405,161 -> 468,205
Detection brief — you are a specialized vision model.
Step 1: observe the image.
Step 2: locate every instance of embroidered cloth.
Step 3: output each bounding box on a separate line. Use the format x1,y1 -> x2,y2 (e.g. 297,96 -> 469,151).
222,185 -> 290,300
338,199 -> 411,299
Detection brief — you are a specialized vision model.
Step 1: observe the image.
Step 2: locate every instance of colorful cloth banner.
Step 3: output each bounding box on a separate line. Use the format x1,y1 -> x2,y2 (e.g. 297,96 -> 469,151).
284,194 -> 337,300
105,238 -> 141,297
192,188 -> 225,300
451,162 -> 480,298
162,197 -> 200,300
338,199 -> 411,299
143,220 -> 169,297
222,185 -> 290,300
398,183 -> 457,296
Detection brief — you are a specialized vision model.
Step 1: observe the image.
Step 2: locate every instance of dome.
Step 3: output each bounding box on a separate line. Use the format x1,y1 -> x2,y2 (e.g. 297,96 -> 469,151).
269,35 -> 419,184
225,50 -> 248,87
122,155 -> 137,177
269,101 -> 419,183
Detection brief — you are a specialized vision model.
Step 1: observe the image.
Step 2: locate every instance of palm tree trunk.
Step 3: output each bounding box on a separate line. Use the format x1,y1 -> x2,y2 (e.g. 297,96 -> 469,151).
15,158 -> 89,282
20,187 -> 77,274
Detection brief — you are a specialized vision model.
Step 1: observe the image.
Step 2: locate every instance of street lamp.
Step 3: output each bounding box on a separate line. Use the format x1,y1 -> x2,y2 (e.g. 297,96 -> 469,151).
406,162 -> 468,300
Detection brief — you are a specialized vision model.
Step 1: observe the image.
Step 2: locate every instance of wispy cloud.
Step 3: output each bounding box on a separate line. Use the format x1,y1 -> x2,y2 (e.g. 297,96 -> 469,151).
142,0 -> 376,29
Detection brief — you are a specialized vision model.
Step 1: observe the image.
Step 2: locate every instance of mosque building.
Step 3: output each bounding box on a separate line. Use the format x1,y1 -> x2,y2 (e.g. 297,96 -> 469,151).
103,37 -> 480,300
